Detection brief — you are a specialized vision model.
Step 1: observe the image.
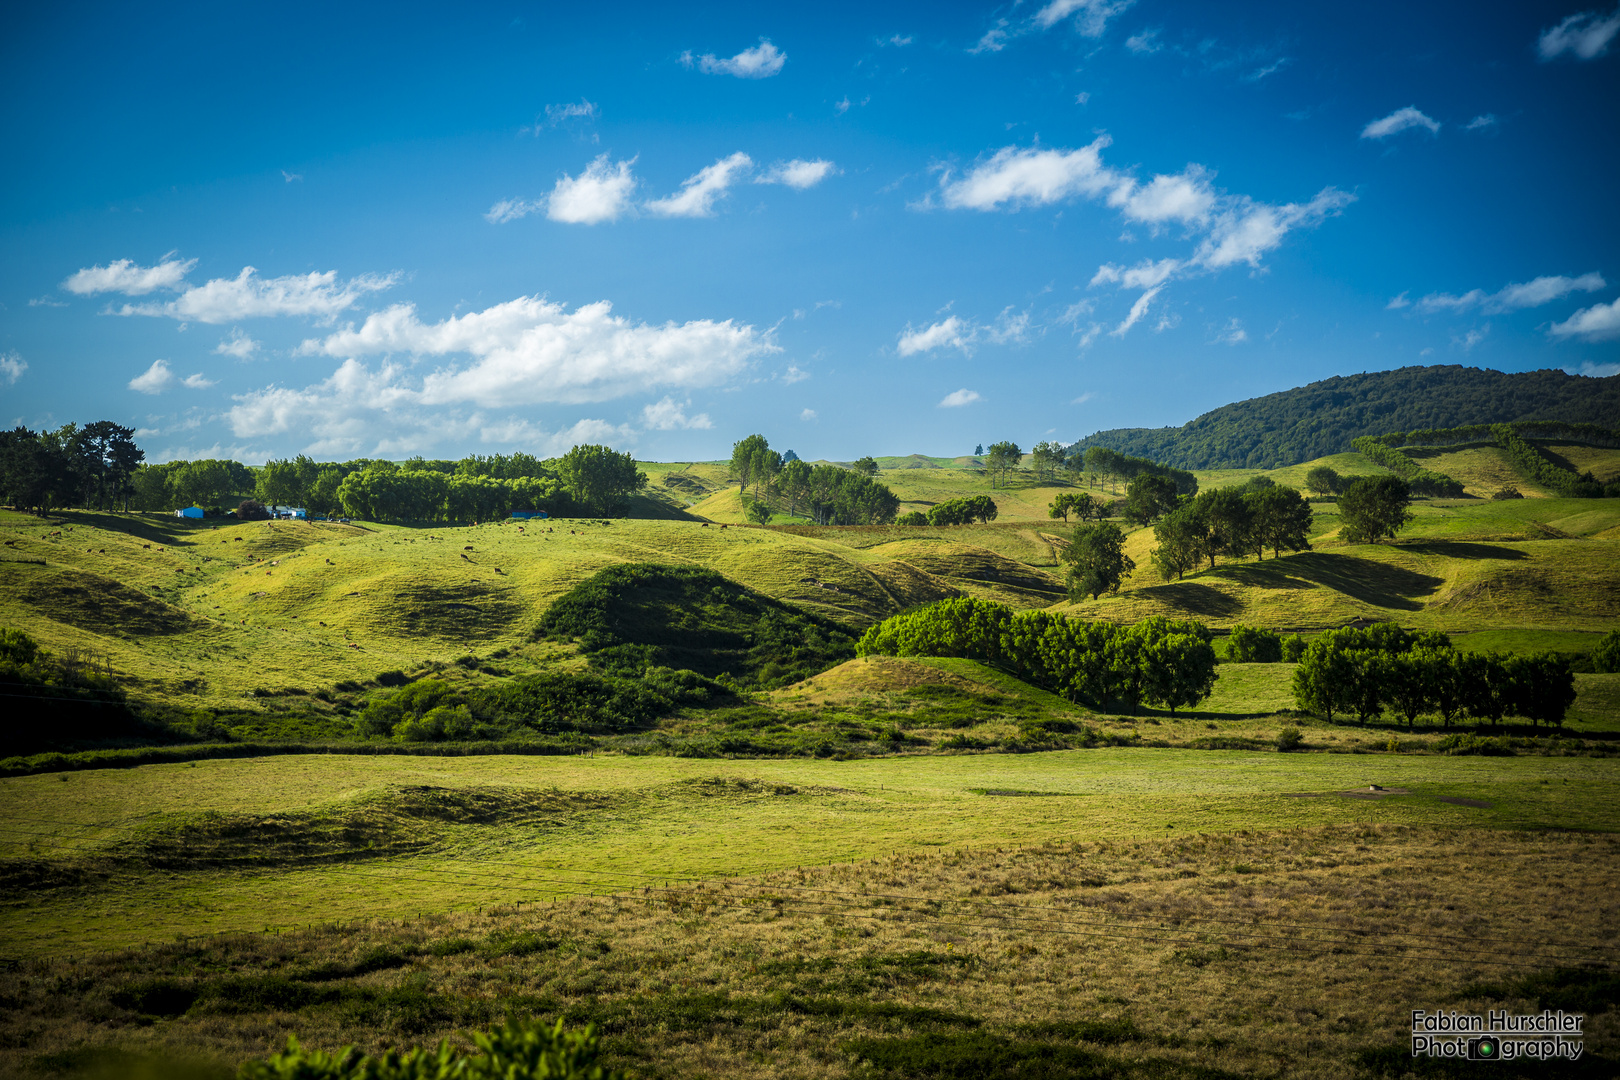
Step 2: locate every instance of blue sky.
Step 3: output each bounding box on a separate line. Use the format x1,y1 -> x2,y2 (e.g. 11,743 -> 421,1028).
2,0 -> 1617,464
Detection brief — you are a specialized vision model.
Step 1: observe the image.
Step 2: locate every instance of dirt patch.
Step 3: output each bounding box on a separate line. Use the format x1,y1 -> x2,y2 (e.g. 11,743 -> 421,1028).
1435,795 -> 1492,809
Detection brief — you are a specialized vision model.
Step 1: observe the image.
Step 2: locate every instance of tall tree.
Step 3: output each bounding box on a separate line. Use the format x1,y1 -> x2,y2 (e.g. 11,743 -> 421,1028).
1246,485 -> 1315,560
1064,521 -> 1136,600
1150,501 -> 1210,580
558,444 -> 646,517
777,458 -> 811,518
1197,487 -> 1254,567
1122,474 -> 1178,526
1338,475 -> 1413,544
1304,465 -> 1341,495
852,456 -> 879,477
985,441 -> 1022,488
1029,441 -> 1066,479
730,434 -> 771,495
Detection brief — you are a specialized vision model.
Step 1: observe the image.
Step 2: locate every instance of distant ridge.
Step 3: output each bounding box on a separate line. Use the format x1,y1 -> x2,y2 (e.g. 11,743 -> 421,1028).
1071,365 -> 1620,470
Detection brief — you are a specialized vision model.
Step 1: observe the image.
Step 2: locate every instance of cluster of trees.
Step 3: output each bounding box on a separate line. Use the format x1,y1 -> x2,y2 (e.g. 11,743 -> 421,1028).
1227,624 -> 1307,663
1150,479 -> 1318,579
1293,623 -> 1577,728
0,422 -> 145,514
910,495 -> 998,526
729,435 -> 900,525
1069,366 -> 1620,470
1047,491 -> 1117,522
857,598 -> 1218,714
1489,424 -> 1619,499
1348,437 -> 1466,497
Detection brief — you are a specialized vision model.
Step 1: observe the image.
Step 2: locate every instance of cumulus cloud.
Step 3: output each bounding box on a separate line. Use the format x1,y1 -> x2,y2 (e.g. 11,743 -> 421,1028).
882,34 -> 913,47
1550,297 -> 1620,342
645,152 -> 753,217
1124,28 -> 1162,53
898,316 -> 973,356
781,365 -> 810,384
641,396 -> 713,430
1455,325 -> 1490,352
129,359 -> 175,394
63,255 -> 195,296
1465,113 -> 1499,131
757,158 -> 837,188
1568,360 -> 1620,377
1213,317 -> 1248,345
938,388 -> 982,408
181,373 -> 217,389
1415,272 -> 1606,314
1539,6 -> 1620,60
546,154 -> 638,224
214,328 -> 260,360
298,295 -> 775,407
936,137 -> 1119,211
801,408 -> 818,421
1360,106 -> 1441,139
1033,0 -> 1135,35
1192,188 -> 1354,269
1108,165 -> 1216,226
0,351 -> 27,385
112,267 -> 398,325
688,39 -> 786,78
970,20 -> 1011,53
1387,293 -> 1411,310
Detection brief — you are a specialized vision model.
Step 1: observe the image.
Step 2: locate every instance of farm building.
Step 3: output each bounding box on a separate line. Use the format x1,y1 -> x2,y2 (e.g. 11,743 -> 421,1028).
510,510 -> 550,520
174,506 -> 205,520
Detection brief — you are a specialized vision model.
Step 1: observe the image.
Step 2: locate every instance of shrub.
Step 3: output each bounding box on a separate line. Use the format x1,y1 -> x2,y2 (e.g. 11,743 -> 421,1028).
1275,726 -> 1303,752
1491,486 -> 1524,501
0,627 -> 41,666
1437,733 -> 1513,756
897,510 -> 929,526
1281,633 -> 1308,662
1228,624 -> 1283,663
237,499 -> 271,521
1593,629 -> 1620,675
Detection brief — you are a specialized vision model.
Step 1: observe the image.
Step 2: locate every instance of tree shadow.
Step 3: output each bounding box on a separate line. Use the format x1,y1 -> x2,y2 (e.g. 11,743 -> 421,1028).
1397,541 -> 1530,561
1253,552 -> 1445,611
1130,582 -> 1243,617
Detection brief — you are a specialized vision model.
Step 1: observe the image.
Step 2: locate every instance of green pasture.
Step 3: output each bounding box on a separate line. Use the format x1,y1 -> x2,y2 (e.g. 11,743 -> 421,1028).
3,747 -> 1617,956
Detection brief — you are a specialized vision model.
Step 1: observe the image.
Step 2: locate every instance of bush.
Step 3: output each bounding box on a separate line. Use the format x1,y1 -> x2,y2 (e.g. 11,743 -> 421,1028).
1228,624 -> 1283,663
0,627 -> 41,666
1437,733 -> 1513,756
1491,486 -> 1524,501
1275,726 -> 1303,752
897,510 -> 929,526
237,499 -> 272,521
1281,633 -> 1308,662
1593,628 -> 1620,674
239,1018 -> 625,1080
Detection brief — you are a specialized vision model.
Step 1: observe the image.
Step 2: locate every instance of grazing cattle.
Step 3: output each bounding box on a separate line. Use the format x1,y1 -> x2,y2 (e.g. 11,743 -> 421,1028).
143,544 -> 151,549
464,546 -> 474,551
460,553 -> 469,560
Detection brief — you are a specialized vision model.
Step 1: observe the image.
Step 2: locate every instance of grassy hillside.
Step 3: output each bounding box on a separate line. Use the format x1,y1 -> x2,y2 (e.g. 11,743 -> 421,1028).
1071,364 -> 1620,469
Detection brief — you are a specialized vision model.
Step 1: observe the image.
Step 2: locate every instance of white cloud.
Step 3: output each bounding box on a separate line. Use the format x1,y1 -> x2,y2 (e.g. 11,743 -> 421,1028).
800,408 -> 818,421
63,255 -> 195,296
545,154 -> 638,224
898,315 -> 973,356
181,373 -> 217,389
938,388 -> 982,408
1075,91 -> 1091,104
1091,258 -> 1182,289
113,267 -> 398,324
281,170 -> 303,183
1107,165 -> 1217,225
544,99 -> 598,125
1124,28 -> 1162,53
1075,324 -> 1104,349
690,39 -> 786,78
1454,325 -> 1490,352
1539,6 -> 1620,60
1110,286 -> 1162,337
757,158 -> 837,188
970,20 -> 1011,53
1416,272 -> 1606,314
1568,360 -> 1620,377
937,136 -> 1119,211
781,365 -> 810,384
0,351 -> 26,385
29,296 -> 67,307
485,198 -> 543,224
641,396 -> 713,430
1387,292 -> 1411,310
299,295 -> 775,406
129,359 -> 175,394
983,307 -> 1033,344
214,328 -> 260,360
1071,391 -> 1096,404
1550,297 -> 1620,342
1465,113 -> 1499,131
1243,59 -> 1287,82
1033,0 -> 1135,36
1192,188 -> 1354,269
1213,317 -> 1248,345
882,34 -> 913,47
645,152 -> 753,217
1360,106 -> 1441,139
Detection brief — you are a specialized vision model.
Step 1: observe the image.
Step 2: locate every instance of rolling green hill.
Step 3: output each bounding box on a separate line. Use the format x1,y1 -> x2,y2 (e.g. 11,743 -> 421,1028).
1072,365 -> 1620,469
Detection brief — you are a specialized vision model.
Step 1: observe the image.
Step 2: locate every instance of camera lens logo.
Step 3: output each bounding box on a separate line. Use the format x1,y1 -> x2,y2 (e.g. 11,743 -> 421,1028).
1467,1035 -> 1501,1061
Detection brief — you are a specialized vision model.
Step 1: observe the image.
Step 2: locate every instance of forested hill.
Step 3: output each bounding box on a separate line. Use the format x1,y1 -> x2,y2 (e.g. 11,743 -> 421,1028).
1071,365 -> 1620,469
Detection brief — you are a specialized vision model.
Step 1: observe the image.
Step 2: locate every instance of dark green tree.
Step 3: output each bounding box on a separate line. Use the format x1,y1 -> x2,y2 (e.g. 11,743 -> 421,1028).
985,441 -> 1022,488
1123,474 -> 1178,526
1246,485 -> 1315,560
1030,440 -> 1066,479
1338,475 -> 1413,544
1149,501 -> 1209,580
1064,521 -> 1135,600
1304,465 -> 1341,495
852,456 -> 879,477
730,434 -> 771,495
558,444 -> 646,517
1590,628 -> 1620,673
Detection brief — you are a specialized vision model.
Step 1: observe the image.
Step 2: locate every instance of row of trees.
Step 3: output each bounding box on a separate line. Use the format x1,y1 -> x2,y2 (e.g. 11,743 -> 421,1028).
907,495 -> 998,526
1292,623 -> 1577,727
857,598 -> 1218,714
1150,481 -> 1317,579
1347,438 -> 1466,497
0,422 -> 145,514
730,435 -> 900,525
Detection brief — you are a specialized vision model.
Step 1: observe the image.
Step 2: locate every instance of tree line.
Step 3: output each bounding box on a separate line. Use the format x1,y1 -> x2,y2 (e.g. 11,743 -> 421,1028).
1291,623 -> 1577,728
729,435 -> 901,525
0,422 -> 145,514
856,597 -> 1219,715
1347,437 -> 1466,497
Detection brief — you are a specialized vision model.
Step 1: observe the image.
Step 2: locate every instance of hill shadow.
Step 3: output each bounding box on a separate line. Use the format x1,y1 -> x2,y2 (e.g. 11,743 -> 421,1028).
1263,552 -> 1445,611
1398,541 -> 1530,561
1129,582 -> 1243,617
